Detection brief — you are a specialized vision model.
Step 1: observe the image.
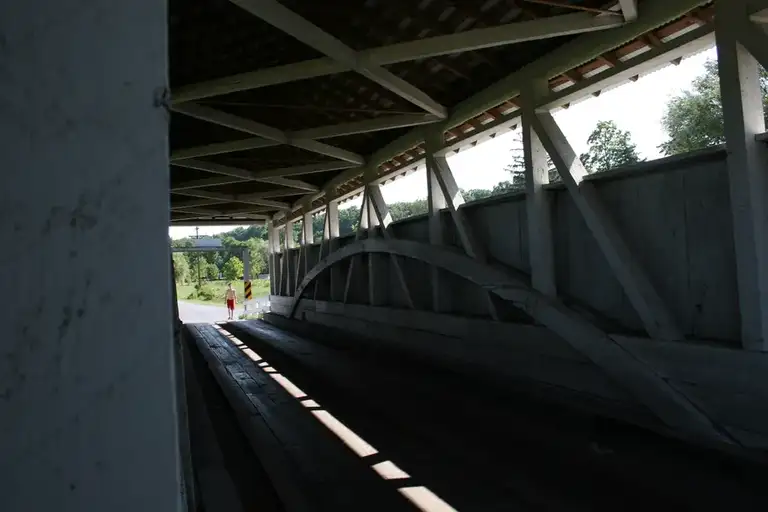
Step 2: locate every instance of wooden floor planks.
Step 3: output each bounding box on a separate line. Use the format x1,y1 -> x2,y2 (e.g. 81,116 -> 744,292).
186,323 -> 414,512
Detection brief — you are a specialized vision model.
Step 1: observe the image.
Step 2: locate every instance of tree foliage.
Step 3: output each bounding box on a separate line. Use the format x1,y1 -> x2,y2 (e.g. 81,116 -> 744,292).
579,120 -> 642,173
313,213 -> 326,240
222,257 -> 244,282
204,262 -> 219,281
389,198 -> 428,221
339,206 -> 361,235
249,238 -> 269,275
502,132 -> 558,191
220,236 -> 268,276
659,59 -> 768,156
172,253 -> 189,283
462,188 -> 493,201
225,225 -> 267,242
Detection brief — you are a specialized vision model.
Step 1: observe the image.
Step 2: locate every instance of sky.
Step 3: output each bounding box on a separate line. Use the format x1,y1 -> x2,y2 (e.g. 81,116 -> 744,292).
170,45 -> 718,239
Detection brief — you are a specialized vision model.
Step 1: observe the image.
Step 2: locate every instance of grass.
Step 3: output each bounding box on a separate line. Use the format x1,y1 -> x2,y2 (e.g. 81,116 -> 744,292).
238,312 -> 265,321
176,279 -> 271,306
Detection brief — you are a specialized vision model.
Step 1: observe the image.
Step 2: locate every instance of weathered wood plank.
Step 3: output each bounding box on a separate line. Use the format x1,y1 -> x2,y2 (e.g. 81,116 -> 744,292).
614,335 -> 768,397
187,324 -> 412,511
261,313 -> 658,429
534,111 -> 684,341
187,325 -> 313,512
674,382 -> 768,436
298,298 -> 586,362
300,309 -> 631,401
680,163 -> 740,340
182,341 -> 246,512
288,239 -> 734,446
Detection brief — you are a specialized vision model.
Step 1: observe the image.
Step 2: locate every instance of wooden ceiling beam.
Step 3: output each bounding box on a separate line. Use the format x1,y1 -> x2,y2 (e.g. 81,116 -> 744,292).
644,31 -> 664,48
171,114 -> 440,161
171,219 -> 266,226
171,138 -> 280,161
294,113 -> 441,139
173,10 -> 624,103
274,0 -> 717,226
522,0 -> 622,17
173,189 -> 292,210
170,199 -> 229,210
171,162 -> 355,192
599,51 -> 622,67
173,159 -> 320,192
172,176 -> 250,192
172,206 -> 271,219
563,70 -> 583,83
172,102 -> 365,164
618,0 -> 639,22
229,0 -> 447,117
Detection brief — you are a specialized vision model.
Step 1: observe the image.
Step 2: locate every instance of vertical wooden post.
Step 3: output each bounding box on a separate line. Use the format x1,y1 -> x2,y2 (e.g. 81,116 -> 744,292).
427,158 -> 447,312
327,200 -> 341,301
523,79 -> 556,297
532,111 -> 683,341
716,0 -> 768,350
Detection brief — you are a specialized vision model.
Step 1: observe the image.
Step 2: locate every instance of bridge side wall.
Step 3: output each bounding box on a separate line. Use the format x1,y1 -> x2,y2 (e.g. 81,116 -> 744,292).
276,148 -> 738,343
269,149 -> 768,448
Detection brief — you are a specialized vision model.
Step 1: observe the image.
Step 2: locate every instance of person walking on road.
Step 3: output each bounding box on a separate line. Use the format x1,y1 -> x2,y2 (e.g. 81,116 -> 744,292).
225,283 -> 238,321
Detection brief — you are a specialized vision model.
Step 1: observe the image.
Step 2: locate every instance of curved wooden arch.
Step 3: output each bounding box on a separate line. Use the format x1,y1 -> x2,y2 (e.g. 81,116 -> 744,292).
290,238 -> 733,446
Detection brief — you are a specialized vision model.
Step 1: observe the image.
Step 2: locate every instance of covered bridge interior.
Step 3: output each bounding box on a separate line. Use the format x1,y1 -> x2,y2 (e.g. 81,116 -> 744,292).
4,0 -> 768,510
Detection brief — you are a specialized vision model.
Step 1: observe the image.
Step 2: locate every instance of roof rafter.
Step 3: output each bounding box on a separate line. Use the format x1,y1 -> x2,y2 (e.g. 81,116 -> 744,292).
171,219 -> 265,226
522,0 -> 622,16
170,199 -> 229,210
171,138 -> 280,161
228,0 -> 447,117
619,0 -> 639,22
173,207 -> 270,219
172,103 -> 365,164
293,113 -> 441,140
271,0 -> 715,225
174,189 -> 293,210
172,161 -> 358,192
172,11 -> 624,103
173,159 -> 319,192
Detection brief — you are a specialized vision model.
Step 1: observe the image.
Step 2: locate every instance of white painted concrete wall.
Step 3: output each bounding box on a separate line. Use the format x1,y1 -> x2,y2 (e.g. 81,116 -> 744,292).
0,1 -> 183,510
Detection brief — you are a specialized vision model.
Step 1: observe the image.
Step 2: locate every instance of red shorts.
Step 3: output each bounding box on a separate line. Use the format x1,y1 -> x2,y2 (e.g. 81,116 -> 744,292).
226,299 -> 235,310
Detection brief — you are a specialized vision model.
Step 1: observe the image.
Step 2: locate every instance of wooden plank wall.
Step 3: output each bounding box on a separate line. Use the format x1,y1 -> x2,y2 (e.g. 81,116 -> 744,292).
270,297 -> 768,450
276,148 -> 739,342
270,297 -> 655,425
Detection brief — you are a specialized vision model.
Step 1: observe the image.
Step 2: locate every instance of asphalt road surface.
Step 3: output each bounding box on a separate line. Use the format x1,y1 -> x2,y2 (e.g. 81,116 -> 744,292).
178,301 -> 231,324
178,296 -> 270,323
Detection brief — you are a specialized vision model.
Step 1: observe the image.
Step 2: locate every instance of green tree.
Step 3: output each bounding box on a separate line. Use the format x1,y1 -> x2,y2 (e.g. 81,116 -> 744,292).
502,132 -> 558,192
221,236 -> 269,276
222,257 -> 244,282
659,59 -> 768,156
172,253 -> 190,283
339,206 -> 360,235
462,188 -> 493,201
579,120 -> 642,173
292,222 -> 302,244
389,199 -> 428,221
225,225 -> 267,242
313,212 -> 326,241
187,252 -> 207,283
204,262 -> 219,281
248,238 -> 269,275
491,181 -> 519,195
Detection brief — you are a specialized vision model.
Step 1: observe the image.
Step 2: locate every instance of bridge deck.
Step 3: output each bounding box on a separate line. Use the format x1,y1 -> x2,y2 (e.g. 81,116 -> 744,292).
184,319 -> 768,511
